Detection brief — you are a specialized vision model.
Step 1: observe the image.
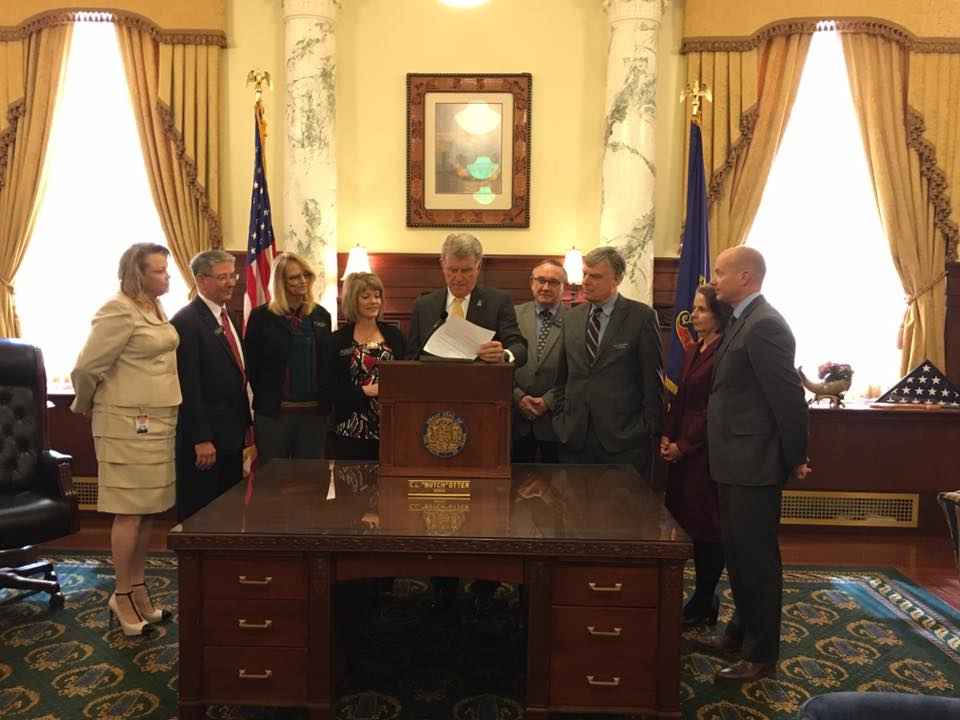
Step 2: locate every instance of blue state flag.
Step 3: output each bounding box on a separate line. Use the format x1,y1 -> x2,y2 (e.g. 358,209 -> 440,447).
665,121 -> 710,394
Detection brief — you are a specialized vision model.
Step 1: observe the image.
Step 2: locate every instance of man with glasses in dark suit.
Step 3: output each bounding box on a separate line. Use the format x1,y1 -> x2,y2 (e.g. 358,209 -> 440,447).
512,259 -> 568,463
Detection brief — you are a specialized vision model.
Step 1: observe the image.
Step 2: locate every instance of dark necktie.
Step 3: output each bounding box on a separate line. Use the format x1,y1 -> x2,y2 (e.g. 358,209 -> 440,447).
586,305 -> 603,363
537,308 -> 553,358
220,309 -> 244,372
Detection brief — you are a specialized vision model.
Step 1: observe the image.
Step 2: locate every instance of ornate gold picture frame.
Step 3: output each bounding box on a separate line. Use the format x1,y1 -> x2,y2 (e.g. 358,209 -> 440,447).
407,73 -> 531,228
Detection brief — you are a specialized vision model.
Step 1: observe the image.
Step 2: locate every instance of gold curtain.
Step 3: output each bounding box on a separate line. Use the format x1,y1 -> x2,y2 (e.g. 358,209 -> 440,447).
685,34 -> 811,264
0,24 -> 71,336
843,33 -> 946,373
116,23 -> 221,288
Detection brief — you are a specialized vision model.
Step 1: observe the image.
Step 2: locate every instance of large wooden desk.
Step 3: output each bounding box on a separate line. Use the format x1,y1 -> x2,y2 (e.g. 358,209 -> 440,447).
168,461 -> 692,719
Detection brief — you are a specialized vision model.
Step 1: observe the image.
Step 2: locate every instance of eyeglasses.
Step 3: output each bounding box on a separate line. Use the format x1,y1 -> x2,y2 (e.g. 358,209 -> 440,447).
531,276 -> 562,287
285,273 -> 313,284
203,272 -> 240,283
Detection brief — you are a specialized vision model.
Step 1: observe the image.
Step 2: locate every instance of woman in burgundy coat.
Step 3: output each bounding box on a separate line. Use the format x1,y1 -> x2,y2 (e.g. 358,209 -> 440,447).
661,285 -> 732,626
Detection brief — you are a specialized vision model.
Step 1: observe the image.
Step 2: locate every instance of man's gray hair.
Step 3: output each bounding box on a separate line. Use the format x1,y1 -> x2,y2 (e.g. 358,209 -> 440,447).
532,258 -> 568,284
190,249 -> 235,278
584,246 -> 626,281
441,232 -> 483,263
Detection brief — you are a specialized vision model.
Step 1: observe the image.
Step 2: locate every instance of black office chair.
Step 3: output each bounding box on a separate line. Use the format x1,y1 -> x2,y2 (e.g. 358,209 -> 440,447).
0,339 -> 77,610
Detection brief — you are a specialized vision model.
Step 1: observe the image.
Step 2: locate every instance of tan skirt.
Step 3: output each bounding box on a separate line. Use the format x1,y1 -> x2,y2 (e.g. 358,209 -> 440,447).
92,405 -> 178,515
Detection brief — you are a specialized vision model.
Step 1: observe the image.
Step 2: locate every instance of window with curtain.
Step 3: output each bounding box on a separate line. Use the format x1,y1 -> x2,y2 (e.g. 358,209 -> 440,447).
14,20 -> 189,389
746,28 -> 904,399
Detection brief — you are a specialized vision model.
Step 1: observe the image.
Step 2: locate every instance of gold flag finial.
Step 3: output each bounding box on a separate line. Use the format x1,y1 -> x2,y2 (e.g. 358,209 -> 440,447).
680,81 -> 713,119
246,70 -> 271,103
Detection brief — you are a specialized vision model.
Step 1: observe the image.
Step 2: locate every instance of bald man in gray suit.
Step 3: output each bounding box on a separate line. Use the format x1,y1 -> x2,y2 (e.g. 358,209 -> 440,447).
706,246 -> 810,683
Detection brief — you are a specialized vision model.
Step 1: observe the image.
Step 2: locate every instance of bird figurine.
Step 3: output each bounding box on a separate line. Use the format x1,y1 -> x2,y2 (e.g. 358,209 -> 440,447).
798,363 -> 853,408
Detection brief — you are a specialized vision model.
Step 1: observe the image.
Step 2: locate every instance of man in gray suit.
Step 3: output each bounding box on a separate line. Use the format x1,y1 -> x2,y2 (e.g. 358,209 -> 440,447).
552,246 -> 663,473
513,259 -> 568,463
706,246 -> 810,682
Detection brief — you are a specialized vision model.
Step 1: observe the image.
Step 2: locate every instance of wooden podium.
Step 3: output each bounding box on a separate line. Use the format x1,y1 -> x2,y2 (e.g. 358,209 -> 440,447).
378,361 -> 512,478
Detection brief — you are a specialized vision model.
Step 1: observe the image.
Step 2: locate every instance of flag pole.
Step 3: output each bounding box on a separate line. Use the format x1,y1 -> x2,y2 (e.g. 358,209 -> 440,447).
665,82 -> 713,395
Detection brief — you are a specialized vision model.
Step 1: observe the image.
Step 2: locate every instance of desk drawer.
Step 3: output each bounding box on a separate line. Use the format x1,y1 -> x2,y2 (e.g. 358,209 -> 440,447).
202,598 -> 306,647
550,606 -> 657,666
203,646 -> 306,704
552,565 -> 658,607
203,556 -> 306,600
549,667 -> 655,709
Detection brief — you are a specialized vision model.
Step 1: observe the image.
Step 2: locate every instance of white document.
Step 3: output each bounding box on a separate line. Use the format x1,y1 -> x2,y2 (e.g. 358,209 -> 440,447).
423,314 -> 495,359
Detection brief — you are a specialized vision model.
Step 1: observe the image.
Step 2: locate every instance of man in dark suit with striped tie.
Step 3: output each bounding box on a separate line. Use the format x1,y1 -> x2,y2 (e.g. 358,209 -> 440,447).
552,246 -> 663,473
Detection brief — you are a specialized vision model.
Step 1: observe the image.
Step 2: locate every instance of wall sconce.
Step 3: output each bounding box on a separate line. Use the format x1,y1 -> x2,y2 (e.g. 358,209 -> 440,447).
341,244 -> 371,279
563,247 -> 583,285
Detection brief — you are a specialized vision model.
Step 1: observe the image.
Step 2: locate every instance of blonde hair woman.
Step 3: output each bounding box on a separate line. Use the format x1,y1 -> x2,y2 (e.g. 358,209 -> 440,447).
71,243 -> 181,636
331,272 -> 406,460
243,252 -> 333,464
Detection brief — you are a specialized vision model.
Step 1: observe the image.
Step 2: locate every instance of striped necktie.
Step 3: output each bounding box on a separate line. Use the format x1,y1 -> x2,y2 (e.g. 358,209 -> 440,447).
537,308 -> 553,358
586,305 -> 602,363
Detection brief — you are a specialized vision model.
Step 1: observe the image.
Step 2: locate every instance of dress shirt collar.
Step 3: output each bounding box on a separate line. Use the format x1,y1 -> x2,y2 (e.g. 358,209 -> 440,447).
590,293 -> 619,317
445,289 -> 472,313
198,291 -> 226,320
536,302 -> 560,318
732,291 -> 761,319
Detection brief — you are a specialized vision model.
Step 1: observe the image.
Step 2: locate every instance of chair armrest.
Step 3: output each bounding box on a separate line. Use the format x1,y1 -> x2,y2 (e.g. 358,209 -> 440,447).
38,450 -> 75,501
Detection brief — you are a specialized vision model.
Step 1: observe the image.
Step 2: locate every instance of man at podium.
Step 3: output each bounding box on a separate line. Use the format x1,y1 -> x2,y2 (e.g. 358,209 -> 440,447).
407,232 -> 527,367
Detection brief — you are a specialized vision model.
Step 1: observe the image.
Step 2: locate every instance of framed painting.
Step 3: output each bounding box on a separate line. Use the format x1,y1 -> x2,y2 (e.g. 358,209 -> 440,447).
407,73 -> 531,228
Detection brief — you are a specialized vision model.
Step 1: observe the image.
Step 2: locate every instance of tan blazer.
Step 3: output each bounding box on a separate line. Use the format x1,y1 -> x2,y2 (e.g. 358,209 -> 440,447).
71,293 -> 182,414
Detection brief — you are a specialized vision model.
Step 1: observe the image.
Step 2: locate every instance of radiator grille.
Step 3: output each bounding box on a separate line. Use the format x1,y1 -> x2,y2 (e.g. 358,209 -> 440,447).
73,477 -> 98,510
781,490 -> 918,528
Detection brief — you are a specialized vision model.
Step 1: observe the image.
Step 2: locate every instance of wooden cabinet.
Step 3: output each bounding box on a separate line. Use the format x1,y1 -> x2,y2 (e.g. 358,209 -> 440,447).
548,564 -> 659,711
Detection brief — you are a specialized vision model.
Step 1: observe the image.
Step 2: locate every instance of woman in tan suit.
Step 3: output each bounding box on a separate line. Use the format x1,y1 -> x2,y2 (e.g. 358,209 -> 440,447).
71,243 -> 181,636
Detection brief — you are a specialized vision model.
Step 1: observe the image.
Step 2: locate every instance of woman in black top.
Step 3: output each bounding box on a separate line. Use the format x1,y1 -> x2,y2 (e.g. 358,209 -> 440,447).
244,252 -> 333,464
332,272 -> 406,461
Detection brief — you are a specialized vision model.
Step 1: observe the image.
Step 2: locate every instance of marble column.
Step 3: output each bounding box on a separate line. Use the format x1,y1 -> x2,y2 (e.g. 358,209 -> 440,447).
282,0 -> 340,320
599,0 -> 665,303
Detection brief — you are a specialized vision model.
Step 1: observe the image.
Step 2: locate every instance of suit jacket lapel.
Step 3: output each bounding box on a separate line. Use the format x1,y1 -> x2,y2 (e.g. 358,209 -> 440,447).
518,303 -> 539,367
540,313 -> 564,361
466,287 -> 486,324
593,296 -> 627,366
196,297 -> 242,373
715,294 -> 764,369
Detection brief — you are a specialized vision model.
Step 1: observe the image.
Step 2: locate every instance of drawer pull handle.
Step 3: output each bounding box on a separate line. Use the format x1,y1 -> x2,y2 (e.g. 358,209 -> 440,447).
237,618 -> 273,630
586,675 -> 621,687
238,668 -> 273,680
587,582 -> 623,593
587,625 -> 622,637
238,575 -> 273,586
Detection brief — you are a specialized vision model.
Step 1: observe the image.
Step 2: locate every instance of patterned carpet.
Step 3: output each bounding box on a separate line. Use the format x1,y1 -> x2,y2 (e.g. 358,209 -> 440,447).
1,553 -> 959,719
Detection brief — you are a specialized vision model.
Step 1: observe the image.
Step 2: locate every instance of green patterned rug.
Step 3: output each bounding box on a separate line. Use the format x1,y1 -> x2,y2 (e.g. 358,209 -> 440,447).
1,553 -> 959,719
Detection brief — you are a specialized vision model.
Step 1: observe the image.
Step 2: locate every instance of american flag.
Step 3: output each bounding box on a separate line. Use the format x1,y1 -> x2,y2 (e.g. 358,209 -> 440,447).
243,102 -> 277,333
875,360 -> 960,408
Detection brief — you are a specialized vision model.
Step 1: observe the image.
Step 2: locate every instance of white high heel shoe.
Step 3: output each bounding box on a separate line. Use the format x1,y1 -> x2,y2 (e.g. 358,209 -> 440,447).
108,591 -> 154,637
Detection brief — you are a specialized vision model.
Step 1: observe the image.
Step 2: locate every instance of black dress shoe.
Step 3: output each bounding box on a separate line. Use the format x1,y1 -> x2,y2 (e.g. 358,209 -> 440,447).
714,660 -> 777,683
683,594 -> 719,627
693,633 -> 742,657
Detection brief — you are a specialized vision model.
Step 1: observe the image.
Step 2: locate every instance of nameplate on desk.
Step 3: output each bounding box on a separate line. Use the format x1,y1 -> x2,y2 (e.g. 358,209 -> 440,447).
407,478 -> 472,498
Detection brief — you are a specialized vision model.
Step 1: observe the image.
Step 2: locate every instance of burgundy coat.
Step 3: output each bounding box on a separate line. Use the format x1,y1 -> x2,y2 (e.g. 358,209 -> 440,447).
664,339 -> 722,542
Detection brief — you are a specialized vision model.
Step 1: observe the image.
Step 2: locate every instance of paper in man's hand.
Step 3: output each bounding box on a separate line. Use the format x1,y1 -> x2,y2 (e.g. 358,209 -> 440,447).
423,314 -> 495,359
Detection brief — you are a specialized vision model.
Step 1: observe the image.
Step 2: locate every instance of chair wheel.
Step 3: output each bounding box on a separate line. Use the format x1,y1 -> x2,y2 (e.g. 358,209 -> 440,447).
49,592 -> 65,611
